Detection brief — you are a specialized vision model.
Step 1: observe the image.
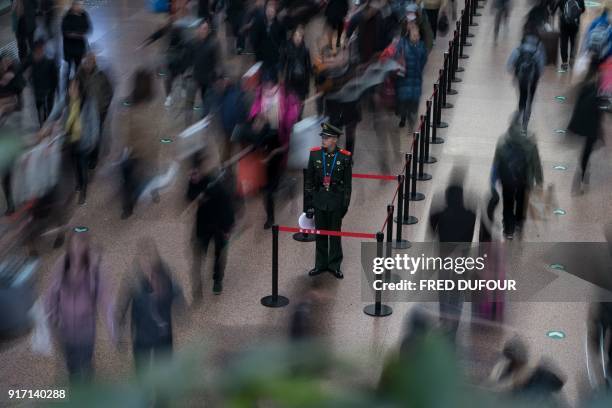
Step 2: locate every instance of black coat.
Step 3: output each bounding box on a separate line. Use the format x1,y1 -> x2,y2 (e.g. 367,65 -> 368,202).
16,0 -> 38,34
567,81 -> 603,140
30,56 -> 58,97
188,36 -> 220,86
61,11 -> 91,60
325,0 -> 349,25
250,14 -> 286,68
281,42 -> 312,100
429,186 -> 476,243
187,174 -> 235,238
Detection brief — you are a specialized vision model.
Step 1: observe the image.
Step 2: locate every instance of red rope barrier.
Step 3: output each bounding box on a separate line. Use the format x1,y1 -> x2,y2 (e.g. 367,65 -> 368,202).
278,225 -> 376,239
352,173 -> 397,181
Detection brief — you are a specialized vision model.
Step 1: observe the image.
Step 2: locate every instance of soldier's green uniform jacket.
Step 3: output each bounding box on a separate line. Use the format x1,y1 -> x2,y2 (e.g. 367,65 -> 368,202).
304,146 -> 352,214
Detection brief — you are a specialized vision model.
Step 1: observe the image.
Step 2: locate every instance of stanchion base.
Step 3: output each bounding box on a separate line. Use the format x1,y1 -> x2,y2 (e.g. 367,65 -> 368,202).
364,303 -> 393,317
448,88 -> 459,94
459,55 -> 469,59
400,215 -> 419,225
470,23 -> 479,27
443,102 -> 454,109
456,67 -> 465,72
464,41 -> 473,47
467,33 -> 475,38
293,233 -> 316,242
261,295 -> 290,308
474,12 -> 482,16
425,156 -> 437,164
409,192 -> 425,202
431,137 -> 445,144
436,121 -> 449,129
414,173 -> 433,181
392,239 -> 411,249
451,78 -> 462,83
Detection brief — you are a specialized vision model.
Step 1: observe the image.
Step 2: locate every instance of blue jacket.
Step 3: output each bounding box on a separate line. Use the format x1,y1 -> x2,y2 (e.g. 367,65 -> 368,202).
394,37 -> 428,102
583,10 -> 612,60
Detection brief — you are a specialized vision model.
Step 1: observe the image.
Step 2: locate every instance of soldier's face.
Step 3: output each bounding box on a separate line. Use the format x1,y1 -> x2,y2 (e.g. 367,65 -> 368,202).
322,136 -> 337,151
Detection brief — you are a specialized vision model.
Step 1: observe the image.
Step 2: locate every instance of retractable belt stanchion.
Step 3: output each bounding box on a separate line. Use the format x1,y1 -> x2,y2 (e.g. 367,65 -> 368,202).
261,225 -> 289,308
434,79 -> 448,129
441,60 -> 454,108
459,20 -> 469,59
468,0 -> 478,26
445,51 -> 458,96
424,100 -> 438,161
393,175 -> 410,249
409,133 -> 425,201
462,9 -> 473,45
452,29 -> 464,75
430,91 -> 445,145
401,153 -> 418,224
415,116 -> 432,181
473,0 -> 482,17
364,230 -> 392,317
293,169 -> 316,243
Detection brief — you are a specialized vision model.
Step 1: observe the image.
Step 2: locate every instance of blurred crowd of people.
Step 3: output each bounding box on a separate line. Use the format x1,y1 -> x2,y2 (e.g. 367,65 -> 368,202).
0,0 -> 610,405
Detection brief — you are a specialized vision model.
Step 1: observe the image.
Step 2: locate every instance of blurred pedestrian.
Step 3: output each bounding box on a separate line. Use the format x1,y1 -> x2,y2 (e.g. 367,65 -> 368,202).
40,0 -> 57,39
216,75 -> 247,161
248,77 -> 300,228
76,52 -> 114,169
46,232 -> 111,384
11,0 -> 37,61
491,113 -> 543,240
552,0 -> 585,70
186,19 -> 220,116
394,16 -> 427,128
187,152 -> 235,299
568,67 -> 604,192
120,69 -> 158,219
22,40 -> 59,127
324,0 -> 349,51
114,238 -> 185,373
61,0 -> 92,85
249,0 -> 286,80
493,0 -> 512,44
429,176 -> 476,340
507,32 -> 546,130
0,54 -> 26,123
419,0 -> 448,41
226,0 -> 247,54
281,25 -> 312,104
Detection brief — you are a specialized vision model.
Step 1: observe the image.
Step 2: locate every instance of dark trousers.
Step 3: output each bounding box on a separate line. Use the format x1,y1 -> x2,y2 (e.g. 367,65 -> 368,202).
397,100 -> 420,128
70,143 -> 88,196
133,337 -> 172,374
560,22 -> 579,64
344,123 -> 357,155
518,78 -> 538,129
580,136 -> 597,178
64,54 -> 83,86
425,8 -> 440,39
35,92 -> 55,127
89,109 -> 108,170
191,230 -> 228,296
494,4 -> 509,42
16,20 -> 34,61
501,182 -> 526,234
314,208 -> 343,270
120,157 -> 140,216
62,341 -> 94,383
2,171 -> 13,214
228,13 -> 245,50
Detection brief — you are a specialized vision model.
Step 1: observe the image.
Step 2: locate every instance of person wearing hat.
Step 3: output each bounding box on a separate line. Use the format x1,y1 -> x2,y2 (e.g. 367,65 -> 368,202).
304,122 -> 352,279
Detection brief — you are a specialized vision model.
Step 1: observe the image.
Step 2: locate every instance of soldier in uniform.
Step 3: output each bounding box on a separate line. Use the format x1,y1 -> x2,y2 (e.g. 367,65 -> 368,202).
304,122 -> 352,279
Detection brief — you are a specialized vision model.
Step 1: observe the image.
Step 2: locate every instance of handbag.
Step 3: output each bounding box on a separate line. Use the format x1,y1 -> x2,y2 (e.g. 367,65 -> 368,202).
236,150 -> 267,197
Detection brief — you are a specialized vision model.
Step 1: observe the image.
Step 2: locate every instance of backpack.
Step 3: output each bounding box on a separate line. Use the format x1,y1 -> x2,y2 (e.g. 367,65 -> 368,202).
514,43 -> 539,85
587,24 -> 612,61
562,0 -> 581,26
499,140 -> 528,186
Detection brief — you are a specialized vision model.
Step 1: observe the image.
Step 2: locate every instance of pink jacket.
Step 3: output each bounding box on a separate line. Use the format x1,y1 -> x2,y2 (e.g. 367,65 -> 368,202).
248,85 -> 301,148
45,251 -> 112,346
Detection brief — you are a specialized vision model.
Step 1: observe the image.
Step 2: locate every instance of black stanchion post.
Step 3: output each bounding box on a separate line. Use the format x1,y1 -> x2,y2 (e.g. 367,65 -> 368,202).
393,174 -> 410,249
364,231 -> 392,317
453,30 -> 464,75
424,100 -> 440,158
416,116 -> 432,181
473,0 -> 482,17
435,78 -> 449,129
293,169 -> 316,242
459,15 -> 470,58
464,4 -> 474,42
469,0 -> 478,26
402,153 -> 418,224
409,133 -> 425,201
445,51 -> 458,96
261,225 -> 289,307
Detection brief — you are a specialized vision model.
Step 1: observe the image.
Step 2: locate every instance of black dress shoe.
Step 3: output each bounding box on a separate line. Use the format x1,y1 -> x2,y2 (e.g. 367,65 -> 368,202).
330,269 -> 344,279
308,268 -> 326,277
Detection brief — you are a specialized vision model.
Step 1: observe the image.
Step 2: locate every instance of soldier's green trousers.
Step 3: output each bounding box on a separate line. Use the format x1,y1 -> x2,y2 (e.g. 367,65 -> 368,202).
314,208 -> 343,271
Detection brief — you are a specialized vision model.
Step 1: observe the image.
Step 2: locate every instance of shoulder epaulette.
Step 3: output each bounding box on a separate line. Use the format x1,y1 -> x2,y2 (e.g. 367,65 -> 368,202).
310,146 -> 322,151
339,149 -> 352,156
